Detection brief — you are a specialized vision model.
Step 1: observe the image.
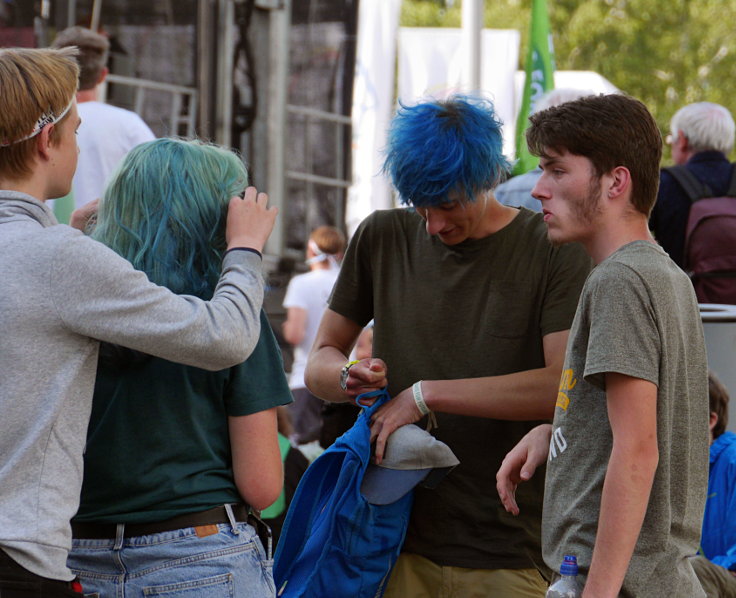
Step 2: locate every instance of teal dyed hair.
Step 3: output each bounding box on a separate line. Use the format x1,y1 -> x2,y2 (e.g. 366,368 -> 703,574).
92,138 -> 248,299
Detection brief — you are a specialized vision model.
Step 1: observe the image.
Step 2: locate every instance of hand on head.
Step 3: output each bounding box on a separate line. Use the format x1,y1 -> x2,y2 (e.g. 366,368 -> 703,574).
226,187 -> 278,252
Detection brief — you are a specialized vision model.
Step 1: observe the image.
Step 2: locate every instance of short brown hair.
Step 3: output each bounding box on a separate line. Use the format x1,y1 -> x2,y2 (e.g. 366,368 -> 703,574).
527,94 -> 663,217
709,370 -> 730,439
0,47 -> 79,180
52,26 -> 109,90
310,226 -> 346,256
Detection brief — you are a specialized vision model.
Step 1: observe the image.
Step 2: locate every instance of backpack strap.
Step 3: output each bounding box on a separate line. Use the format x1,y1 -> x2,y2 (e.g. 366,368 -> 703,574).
663,165 -> 713,203
726,163 -> 736,197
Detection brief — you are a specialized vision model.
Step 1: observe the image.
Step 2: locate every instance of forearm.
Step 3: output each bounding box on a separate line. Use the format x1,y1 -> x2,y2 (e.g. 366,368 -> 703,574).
282,322 -> 304,346
133,250 -> 265,368
282,307 -> 306,346
304,309 -> 379,403
230,409 -> 283,510
421,365 -> 560,420
583,445 -> 658,597
305,345 -> 353,403
56,239 -> 264,370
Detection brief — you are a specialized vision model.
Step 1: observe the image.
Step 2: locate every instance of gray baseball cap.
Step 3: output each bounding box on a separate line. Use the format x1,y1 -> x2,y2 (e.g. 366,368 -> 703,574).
360,423 -> 459,505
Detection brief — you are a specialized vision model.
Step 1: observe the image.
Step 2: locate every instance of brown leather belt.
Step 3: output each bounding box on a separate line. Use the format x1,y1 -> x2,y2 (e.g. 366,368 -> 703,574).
71,504 -> 251,539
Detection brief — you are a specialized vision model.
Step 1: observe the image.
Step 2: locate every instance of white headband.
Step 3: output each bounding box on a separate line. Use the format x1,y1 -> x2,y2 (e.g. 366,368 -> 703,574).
0,98 -> 74,148
306,239 -> 339,268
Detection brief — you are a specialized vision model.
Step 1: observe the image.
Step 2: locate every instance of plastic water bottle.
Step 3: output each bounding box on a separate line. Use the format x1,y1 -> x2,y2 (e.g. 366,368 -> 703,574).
545,555 -> 582,598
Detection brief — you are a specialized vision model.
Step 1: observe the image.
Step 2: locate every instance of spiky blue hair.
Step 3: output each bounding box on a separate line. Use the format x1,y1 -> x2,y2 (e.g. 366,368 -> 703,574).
383,95 -> 509,207
92,138 -> 248,299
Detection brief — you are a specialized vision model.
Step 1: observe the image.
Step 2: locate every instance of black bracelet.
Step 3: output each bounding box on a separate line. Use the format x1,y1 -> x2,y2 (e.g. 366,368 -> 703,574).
225,247 -> 262,259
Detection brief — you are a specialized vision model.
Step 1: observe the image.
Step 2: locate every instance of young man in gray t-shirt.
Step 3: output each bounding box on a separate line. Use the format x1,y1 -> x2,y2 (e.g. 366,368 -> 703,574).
496,94 -> 709,597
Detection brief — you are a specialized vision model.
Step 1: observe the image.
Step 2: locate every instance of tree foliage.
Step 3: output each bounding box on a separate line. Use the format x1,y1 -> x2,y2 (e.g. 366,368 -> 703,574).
401,0 -> 736,161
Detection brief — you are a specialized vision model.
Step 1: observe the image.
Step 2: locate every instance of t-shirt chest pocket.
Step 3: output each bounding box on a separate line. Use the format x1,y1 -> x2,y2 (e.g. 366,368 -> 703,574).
475,281 -> 536,339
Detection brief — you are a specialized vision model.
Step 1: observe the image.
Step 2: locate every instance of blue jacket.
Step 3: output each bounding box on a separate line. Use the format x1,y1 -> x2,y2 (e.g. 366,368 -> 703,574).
274,390 -> 413,597
702,431 -> 736,570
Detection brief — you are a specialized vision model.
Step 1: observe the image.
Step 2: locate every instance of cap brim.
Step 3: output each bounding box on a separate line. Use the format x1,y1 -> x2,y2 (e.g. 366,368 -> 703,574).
360,464 -> 430,505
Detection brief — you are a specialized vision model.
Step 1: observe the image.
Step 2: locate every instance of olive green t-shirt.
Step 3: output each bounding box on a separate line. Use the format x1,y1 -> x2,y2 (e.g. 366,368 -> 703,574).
75,310 -> 292,523
329,207 -> 591,569
543,241 -> 709,597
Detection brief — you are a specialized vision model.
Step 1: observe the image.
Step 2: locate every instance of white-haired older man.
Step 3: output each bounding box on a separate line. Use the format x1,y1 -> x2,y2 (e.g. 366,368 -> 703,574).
650,102 -> 735,268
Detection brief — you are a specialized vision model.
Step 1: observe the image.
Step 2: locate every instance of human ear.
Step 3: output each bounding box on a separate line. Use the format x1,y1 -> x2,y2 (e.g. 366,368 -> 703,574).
709,411 -> 718,432
606,166 -> 631,200
36,123 -> 54,161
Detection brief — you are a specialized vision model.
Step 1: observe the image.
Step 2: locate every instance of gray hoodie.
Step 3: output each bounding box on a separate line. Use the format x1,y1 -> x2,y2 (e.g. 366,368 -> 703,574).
0,191 -> 265,580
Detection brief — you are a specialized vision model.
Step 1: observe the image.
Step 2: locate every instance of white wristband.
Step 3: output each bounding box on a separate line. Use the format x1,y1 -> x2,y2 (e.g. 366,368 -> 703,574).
412,381 -> 431,416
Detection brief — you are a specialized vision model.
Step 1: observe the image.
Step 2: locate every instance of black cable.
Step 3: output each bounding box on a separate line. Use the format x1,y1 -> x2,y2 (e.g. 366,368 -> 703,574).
232,0 -> 257,143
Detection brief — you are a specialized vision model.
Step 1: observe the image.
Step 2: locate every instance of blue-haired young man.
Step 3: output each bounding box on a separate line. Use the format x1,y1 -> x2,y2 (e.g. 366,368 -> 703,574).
305,95 -> 591,597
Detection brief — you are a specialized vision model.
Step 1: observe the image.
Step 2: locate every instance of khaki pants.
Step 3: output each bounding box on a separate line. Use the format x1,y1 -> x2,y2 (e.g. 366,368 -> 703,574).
691,555 -> 736,598
384,552 -> 548,598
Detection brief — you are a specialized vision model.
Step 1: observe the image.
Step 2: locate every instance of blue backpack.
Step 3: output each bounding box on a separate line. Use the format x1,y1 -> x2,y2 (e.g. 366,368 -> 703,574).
273,389 -> 413,598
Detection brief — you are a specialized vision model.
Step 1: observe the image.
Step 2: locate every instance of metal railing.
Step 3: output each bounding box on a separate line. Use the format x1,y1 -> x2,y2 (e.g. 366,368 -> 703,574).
285,104 -> 352,236
103,74 -> 198,138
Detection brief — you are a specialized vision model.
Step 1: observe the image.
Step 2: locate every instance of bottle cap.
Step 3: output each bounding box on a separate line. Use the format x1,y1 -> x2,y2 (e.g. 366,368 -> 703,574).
560,554 -> 578,576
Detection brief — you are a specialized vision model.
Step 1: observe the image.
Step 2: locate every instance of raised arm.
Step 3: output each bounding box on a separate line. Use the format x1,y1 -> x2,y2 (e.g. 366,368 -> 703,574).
54,189 -> 278,371
582,373 -> 659,598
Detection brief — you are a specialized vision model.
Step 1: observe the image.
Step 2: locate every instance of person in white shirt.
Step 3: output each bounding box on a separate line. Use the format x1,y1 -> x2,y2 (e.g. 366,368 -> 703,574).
51,26 -> 155,209
282,226 -> 346,444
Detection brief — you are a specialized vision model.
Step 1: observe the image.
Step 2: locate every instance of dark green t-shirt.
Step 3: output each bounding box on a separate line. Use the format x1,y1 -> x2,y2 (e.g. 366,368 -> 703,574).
74,310 -> 292,523
329,207 -> 591,569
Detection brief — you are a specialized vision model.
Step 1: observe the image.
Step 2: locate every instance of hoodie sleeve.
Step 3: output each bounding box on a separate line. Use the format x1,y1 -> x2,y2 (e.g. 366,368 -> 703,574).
48,232 -> 263,371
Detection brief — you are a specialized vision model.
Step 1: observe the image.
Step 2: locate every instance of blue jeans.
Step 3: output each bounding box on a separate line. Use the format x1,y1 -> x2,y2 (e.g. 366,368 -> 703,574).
67,516 -> 275,598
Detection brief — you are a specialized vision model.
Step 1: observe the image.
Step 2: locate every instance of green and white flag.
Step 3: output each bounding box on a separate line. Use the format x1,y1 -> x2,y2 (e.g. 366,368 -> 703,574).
513,0 -> 555,175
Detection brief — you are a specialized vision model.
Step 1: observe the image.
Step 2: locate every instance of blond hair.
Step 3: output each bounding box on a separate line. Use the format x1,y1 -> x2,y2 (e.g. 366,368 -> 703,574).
0,47 -> 79,180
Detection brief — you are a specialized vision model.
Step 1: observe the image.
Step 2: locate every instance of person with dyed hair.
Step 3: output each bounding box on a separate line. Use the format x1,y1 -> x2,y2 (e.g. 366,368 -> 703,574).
0,48 -> 275,597
66,138 -> 292,597
304,95 -> 591,597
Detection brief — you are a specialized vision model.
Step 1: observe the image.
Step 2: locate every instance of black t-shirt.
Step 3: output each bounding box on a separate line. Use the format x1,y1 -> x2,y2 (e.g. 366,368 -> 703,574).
329,207 -> 591,569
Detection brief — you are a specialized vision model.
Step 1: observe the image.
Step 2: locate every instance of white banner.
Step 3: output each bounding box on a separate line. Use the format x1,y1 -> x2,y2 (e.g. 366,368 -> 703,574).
398,28 -> 521,158
348,23 -> 617,231
347,0 -> 402,237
